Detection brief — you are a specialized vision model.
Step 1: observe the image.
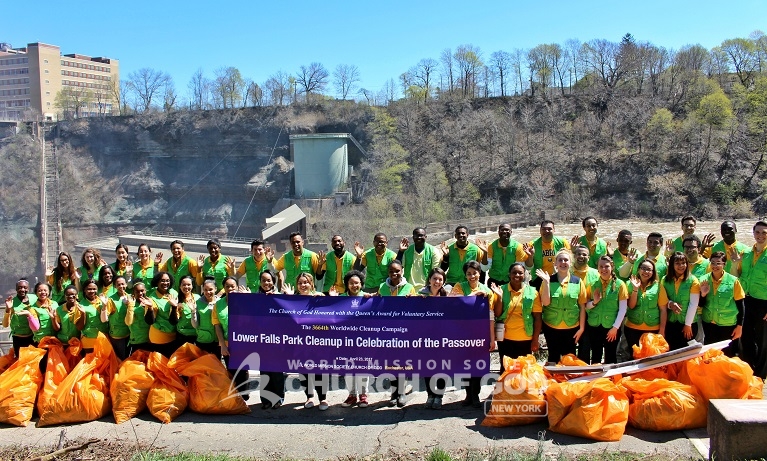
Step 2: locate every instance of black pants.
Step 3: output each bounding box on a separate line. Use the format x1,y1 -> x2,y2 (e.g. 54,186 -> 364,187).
702,322 -> 739,357
425,376 -> 446,397
109,336 -> 130,361
742,296 -> 767,379
150,341 -> 177,359
175,333 -> 197,351
223,353 -> 250,397
300,374 -> 328,401
196,341 -> 221,358
129,342 -> 151,356
11,335 -> 34,358
542,323 -> 579,363
261,371 -> 285,405
665,321 -> 698,351
579,324 -> 621,364
623,326 -> 659,352
497,339 -> 533,374
465,377 -> 482,402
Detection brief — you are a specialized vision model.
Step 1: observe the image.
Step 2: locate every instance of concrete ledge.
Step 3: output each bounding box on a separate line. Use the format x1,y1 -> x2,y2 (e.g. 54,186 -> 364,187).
708,399 -> 767,460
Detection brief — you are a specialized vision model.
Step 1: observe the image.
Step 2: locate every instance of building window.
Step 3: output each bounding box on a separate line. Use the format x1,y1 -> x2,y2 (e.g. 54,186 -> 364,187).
44,69 -> 49,74
44,59 -> 48,64
45,80 -> 49,84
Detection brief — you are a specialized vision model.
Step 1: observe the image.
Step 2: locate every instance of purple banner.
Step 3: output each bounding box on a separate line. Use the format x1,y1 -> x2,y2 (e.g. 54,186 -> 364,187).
228,293 -> 491,376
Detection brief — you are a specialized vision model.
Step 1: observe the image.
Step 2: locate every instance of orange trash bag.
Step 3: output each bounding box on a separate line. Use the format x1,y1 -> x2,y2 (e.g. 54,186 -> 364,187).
742,375 -> 764,399
686,349 -> 753,401
482,354 -> 548,427
0,346 -> 45,427
168,343 -> 250,415
65,337 -> 83,370
0,348 -> 15,374
630,333 -> 671,381
38,333 -> 120,427
621,378 -> 707,431
146,352 -> 188,423
36,337 -> 72,417
546,377 -> 629,441
111,350 -> 155,424
544,354 -> 590,383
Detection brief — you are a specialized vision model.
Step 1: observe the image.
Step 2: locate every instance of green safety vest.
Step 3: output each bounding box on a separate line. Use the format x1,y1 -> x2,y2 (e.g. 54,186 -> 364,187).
689,259 -> 710,281
543,274 -> 581,328
56,304 -> 80,342
128,302 -> 151,345
446,243 -> 480,285
215,297 -> 229,338
700,273 -> 739,326
611,249 -> 631,282
740,247 -> 767,300
78,265 -> 102,282
80,297 -> 107,339
202,256 -> 230,291
9,295 -> 37,336
573,267 -> 600,288
587,278 -> 624,328
579,236 -> 608,269
111,261 -> 130,278
243,256 -> 269,292
633,254 -> 667,281
50,276 -> 73,305
31,301 -> 58,343
132,262 -> 156,288
626,282 -> 661,327
501,284 -> 537,336
711,240 -> 748,274
283,250 -> 316,287
488,239 -> 521,282
530,237 -> 567,280
324,251 -> 356,293
363,248 -> 397,289
176,295 -> 200,337
107,293 -> 131,338
165,256 -> 192,291
378,281 -> 415,296
149,291 -> 176,334
402,244 -> 437,285
195,297 -> 217,344
664,276 -> 698,324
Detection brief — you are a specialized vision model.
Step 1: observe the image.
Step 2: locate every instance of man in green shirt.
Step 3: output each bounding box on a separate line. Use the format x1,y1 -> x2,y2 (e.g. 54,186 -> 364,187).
354,233 -> 397,293
397,227 -> 442,292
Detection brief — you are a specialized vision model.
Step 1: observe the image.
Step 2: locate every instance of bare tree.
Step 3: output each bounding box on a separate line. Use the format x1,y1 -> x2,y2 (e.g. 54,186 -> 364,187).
440,48 -> 455,94
296,62 -> 329,100
333,64 -> 360,99
187,68 -> 210,110
127,68 -> 172,112
54,86 -> 93,119
510,48 -> 527,95
163,82 -> 178,112
264,71 -> 290,106
454,44 -> 483,97
213,67 -> 244,109
490,51 -> 511,97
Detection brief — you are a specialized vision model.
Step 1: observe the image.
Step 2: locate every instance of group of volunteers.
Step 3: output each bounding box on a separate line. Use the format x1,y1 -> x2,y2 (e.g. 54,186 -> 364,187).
4,216 -> 767,413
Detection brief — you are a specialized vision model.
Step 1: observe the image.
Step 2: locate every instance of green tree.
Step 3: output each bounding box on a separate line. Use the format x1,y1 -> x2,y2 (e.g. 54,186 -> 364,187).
213,66 -> 244,109
54,86 -> 93,119
721,38 -> 759,86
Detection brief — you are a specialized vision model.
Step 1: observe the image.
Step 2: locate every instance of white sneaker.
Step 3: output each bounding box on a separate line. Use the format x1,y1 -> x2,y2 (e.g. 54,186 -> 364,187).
319,400 -> 329,411
304,399 -> 315,409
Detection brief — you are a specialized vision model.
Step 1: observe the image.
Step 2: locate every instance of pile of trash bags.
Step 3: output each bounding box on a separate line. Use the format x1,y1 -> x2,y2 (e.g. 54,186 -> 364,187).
483,333 -> 763,441
0,333 -> 250,427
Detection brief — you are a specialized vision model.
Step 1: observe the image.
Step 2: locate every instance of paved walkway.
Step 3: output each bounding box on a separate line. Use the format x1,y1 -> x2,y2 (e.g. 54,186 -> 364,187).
0,382 -> 704,460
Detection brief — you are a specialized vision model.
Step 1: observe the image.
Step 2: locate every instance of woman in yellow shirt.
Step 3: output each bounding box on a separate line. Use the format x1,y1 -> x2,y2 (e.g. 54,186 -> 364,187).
660,252 -> 701,351
449,260 -> 496,408
537,249 -> 587,364
625,260 -> 668,350
491,262 -> 542,373
145,272 -> 179,357
580,255 -> 628,364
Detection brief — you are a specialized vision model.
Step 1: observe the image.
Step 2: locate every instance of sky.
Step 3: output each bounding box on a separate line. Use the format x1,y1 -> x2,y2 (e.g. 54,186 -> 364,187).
5,0 -> 766,99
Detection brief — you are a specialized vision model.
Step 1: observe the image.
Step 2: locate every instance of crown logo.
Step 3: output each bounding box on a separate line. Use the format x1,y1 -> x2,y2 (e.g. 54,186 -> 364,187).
351,298 -> 360,308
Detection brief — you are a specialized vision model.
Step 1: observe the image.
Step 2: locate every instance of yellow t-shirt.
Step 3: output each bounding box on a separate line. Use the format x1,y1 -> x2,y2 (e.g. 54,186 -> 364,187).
503,287 -> 542,341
